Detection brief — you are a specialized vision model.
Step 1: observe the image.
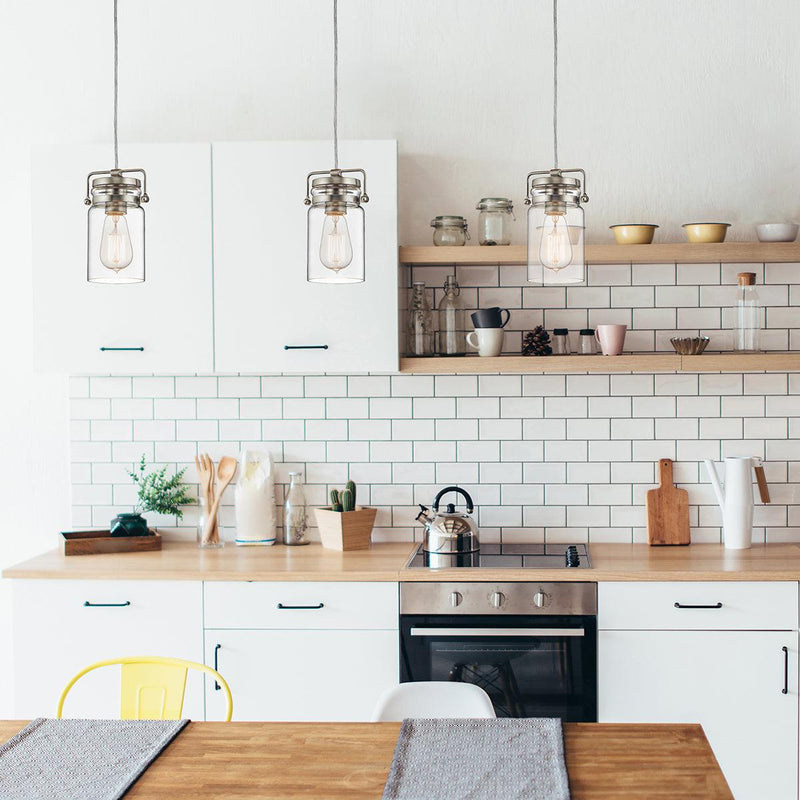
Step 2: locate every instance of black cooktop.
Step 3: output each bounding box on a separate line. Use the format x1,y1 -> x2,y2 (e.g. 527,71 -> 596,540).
406,543 -> 591,569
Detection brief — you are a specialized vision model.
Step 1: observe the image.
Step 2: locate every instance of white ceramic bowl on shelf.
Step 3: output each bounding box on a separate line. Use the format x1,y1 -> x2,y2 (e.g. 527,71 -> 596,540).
755,223 -> 798,242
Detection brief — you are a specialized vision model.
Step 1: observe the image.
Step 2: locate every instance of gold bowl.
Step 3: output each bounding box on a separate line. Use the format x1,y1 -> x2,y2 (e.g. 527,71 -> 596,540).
682,222 -> 730,244
670,336 -> 710,355
609,224 -> 658,245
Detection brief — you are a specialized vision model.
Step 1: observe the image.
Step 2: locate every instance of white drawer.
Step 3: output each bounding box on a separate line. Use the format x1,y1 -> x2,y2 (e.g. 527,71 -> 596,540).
598,582 -> 798,631
203,582 -> 399,630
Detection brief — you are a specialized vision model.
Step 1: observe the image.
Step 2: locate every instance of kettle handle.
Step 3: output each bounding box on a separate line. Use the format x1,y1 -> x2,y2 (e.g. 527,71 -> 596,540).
432,486 -> 474,513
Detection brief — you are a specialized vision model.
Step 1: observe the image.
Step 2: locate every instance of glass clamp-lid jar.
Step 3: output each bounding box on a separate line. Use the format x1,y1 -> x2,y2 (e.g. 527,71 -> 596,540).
476,198 -> 514,246
431,216 -> 470,247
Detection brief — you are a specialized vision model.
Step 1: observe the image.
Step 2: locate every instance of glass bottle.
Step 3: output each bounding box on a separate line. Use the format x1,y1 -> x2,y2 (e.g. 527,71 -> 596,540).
476,198 -> 514,246
437,276 -> 467,356
283,472 -> 309,546
734,272 -> 761,352
551,328 -> 570,355
578,328 -> 597,354
430,216 -> 469,246
407,282 -> 434,356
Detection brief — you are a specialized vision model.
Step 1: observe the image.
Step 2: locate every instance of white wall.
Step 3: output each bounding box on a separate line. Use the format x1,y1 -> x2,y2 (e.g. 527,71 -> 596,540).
1,0 -> 798,715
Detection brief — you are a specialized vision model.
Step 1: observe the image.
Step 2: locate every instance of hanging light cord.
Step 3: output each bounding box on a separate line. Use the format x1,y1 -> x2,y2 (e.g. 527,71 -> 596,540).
332,0 -> 339,170
552,0 -> 558,169
113,0 -> 119,170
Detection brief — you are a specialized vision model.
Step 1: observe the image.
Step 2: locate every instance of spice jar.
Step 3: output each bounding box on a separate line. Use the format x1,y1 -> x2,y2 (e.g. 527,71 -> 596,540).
551,328 -> 570,355
431,216 -> 470,246
578,328 -> 597,354
476,198 -> 514,246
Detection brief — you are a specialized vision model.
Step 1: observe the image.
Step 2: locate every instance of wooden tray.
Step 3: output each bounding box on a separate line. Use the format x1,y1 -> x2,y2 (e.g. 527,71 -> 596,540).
61,529 -> 162,556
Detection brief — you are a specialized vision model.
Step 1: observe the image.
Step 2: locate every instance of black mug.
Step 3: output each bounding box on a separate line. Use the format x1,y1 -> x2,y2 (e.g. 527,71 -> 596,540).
471,307 -> 510,329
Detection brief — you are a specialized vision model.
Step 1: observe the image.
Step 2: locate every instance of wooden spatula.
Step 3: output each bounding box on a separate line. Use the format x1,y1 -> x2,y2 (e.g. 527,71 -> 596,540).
646,458 -> 690,546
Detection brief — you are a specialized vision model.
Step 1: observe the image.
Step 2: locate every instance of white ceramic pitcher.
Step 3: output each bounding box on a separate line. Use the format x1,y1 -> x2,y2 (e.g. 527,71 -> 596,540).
704,457 -> 770,550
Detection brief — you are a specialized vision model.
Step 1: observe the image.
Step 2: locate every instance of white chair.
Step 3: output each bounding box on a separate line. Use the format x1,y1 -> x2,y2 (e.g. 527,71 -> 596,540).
371,681 -> 496,722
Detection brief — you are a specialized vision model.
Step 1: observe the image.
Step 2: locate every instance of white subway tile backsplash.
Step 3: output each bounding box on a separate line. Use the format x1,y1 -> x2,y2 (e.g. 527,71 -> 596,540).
677,263 -> 720,285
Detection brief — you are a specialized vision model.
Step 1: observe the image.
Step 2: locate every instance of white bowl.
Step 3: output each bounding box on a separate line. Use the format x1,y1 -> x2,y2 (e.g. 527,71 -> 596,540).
756,223 -> 798,242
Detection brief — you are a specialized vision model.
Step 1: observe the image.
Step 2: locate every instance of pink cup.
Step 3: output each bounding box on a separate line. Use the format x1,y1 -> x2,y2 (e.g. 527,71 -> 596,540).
595,324 -> 627,356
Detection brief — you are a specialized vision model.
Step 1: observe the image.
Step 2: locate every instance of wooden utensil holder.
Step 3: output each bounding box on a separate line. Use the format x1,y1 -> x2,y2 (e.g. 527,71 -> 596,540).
314,507 -> 376,551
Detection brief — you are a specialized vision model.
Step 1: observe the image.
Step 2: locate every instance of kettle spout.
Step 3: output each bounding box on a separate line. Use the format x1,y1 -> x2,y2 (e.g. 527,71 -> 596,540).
704,459 -> 725,509
416,505 -> 432,526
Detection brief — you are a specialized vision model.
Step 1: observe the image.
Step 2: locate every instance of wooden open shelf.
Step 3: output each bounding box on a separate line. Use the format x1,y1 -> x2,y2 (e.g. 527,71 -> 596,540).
399,352 -> 800,374
399,242 -> 800,266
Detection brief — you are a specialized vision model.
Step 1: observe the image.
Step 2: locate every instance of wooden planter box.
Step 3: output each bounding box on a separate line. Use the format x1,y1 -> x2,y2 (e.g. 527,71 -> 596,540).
314,507 -> 377,552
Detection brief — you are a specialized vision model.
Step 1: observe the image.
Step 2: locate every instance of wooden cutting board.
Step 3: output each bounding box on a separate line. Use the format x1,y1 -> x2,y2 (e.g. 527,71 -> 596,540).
646,458 -> 690,546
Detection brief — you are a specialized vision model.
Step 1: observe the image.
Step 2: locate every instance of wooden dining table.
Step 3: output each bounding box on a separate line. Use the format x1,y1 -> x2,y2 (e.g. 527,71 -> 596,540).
0,720 -> 732,799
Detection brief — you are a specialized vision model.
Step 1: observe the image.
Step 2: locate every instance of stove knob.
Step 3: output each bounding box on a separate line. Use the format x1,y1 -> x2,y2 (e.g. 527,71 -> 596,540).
449,591 -> 463,607
489,591 -> 505,609
533,591 -> 551,608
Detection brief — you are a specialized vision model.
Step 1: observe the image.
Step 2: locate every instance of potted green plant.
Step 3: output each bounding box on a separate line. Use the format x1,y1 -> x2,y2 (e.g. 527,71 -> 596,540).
313,480 -> 376,551
111,455 -> 195,537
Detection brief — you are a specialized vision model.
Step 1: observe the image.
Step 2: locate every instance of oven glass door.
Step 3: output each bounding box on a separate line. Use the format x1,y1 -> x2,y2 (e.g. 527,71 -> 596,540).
400,615 -> 596,721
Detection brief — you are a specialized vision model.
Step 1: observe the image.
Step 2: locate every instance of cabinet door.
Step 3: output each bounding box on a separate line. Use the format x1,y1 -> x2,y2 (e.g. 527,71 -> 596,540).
13,580 -> 204,719
599,630 -> 798,800
212,140 -> 398,373
32,143 -> 213,373
204,629 -> 398,721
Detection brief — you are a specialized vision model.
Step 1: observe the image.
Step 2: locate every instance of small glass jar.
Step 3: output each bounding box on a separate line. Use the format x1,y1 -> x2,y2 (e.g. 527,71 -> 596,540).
551,328 -> 570,355
578,328 -> 597,354
283,472 -> 309,546
437,275 -> 467,356
476,198 -> 514,246
407,282 -> 434,356
197,497 -> 224,549
431,216 -> 470,246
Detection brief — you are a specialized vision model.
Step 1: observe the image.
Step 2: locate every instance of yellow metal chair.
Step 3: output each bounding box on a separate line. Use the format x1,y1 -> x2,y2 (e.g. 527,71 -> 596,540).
56,656 -> 233,721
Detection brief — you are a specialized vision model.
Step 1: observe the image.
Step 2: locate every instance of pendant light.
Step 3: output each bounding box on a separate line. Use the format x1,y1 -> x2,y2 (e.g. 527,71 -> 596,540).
304,0 -> 369,284
85,0 -> 148,284
525,0 -> 589,286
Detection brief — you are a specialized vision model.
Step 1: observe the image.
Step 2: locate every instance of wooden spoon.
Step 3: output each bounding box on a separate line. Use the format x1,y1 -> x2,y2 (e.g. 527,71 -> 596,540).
196,453 -> 218,541
202,456 -> 237,545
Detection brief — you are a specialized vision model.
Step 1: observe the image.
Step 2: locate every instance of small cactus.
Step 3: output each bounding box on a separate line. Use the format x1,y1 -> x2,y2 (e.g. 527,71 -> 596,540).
330,489 -> 343,512
345,480 -> 357,508
342,488 -> 355,512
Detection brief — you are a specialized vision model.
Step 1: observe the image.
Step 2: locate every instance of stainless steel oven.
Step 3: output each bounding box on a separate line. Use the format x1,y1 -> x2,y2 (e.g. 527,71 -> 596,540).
400,582 -> 597,721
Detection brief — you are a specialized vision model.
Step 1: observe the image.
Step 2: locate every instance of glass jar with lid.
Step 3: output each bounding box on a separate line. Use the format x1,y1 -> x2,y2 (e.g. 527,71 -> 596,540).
476,198 -> 514,246
431,216 -> 470,246
578,328 -> 597,354
551,328 -> 570,355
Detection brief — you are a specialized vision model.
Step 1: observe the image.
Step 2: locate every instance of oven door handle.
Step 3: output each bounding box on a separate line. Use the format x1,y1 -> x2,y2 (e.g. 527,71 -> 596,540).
409,627 -> 584,637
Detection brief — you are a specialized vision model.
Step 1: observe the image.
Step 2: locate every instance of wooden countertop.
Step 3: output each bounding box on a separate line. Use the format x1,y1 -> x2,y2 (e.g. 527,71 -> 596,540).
0,720 -> 732,799
5,540 -> 800,582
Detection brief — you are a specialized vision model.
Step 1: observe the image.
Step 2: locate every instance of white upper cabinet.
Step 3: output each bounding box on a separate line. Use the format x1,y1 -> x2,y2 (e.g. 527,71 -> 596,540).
212,140 -> 398,373
32,143 -> 214,374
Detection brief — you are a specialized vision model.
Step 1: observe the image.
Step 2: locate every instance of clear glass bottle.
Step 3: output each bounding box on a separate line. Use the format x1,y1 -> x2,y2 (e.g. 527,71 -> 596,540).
735,272 -> 761,352
407,282 -> 434,356
283,472 -> 309,546
476,198 -> 514,246
430,216 -> 469,246
551,328 -> 570,355
578,328 -> 597,354
437,275 -> 467,356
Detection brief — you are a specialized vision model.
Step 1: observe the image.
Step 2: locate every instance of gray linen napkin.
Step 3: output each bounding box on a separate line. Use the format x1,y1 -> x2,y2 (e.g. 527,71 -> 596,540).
0,717 -> 189,800
382,717 -> 570,800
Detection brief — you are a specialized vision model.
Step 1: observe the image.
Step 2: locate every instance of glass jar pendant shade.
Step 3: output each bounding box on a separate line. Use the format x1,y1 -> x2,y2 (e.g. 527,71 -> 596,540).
304,0 -> 369,284
85,0 -> 149,284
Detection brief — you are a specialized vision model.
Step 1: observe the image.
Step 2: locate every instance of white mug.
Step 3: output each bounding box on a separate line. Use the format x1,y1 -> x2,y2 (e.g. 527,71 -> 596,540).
466,328 -> 504,357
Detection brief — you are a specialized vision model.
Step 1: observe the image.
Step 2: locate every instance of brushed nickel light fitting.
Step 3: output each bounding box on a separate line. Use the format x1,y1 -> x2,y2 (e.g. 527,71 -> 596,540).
304,0 -> 369,283
525,0 -> 589,286
85,0 -> 149,284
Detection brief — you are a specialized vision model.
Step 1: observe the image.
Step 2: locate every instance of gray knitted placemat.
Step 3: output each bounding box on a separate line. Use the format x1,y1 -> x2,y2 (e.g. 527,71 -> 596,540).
382,718 -> 570,800
0,717 -> 189,800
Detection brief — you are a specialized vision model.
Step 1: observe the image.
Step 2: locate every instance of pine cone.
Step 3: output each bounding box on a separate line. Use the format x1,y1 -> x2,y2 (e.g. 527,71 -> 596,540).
522,326 -> 552,356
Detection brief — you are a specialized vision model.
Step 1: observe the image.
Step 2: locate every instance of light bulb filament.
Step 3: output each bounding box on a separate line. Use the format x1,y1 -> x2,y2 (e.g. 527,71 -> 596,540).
100,211 -> 133,272
538,213 -> 573,272
319,212 -> 353,272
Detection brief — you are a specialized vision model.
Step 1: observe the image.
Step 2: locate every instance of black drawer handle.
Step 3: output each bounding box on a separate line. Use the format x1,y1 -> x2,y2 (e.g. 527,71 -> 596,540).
284,345 -> 328,350
277,603 -> 325,610
674,602 -> 723,609
83,600 -> 131,607
99,347 -> 144,352
782,646 -> 789,695
214,643 -> 222,691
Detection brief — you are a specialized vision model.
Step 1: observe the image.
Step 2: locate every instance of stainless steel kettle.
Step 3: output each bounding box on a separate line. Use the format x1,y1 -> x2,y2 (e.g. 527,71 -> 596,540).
416,486 -> 479,554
